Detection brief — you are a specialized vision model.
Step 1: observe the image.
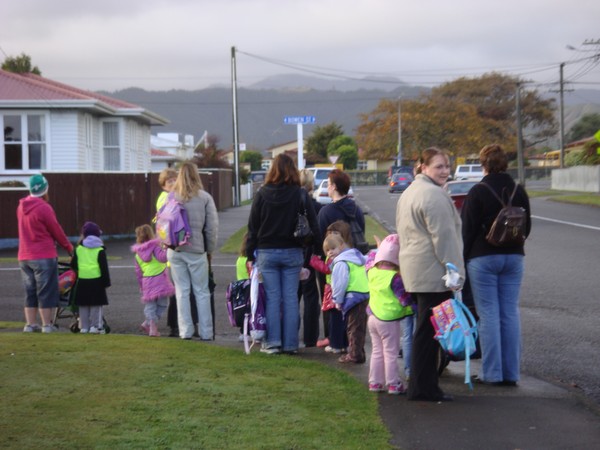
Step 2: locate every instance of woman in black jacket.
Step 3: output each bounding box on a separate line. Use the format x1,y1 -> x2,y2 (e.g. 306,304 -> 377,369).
461,144 -> 532,386
246,154 -> 319,354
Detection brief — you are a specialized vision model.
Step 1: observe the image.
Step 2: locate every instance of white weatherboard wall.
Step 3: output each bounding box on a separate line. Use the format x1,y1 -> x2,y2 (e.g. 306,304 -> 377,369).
551,166 -> 600,193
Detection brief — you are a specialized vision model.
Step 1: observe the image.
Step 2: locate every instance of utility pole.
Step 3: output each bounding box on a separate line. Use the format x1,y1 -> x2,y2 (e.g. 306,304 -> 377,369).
231,46 -> 240,207
397,96 -> 402,167
516,83 -> 525,186
559,62 -> 565,169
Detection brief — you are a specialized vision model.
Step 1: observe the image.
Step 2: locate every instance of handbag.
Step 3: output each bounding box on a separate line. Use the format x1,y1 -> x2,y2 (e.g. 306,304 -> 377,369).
294,189 -> 313,244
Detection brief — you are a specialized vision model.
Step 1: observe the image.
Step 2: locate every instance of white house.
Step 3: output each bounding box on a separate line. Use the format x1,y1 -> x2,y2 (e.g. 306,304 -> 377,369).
0,69 -> 168,183
150,133 -> 196,171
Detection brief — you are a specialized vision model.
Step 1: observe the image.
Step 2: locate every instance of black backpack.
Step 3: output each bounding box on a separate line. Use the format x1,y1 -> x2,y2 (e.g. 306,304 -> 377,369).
335,202 -> 369,254
481,183 -> 527,248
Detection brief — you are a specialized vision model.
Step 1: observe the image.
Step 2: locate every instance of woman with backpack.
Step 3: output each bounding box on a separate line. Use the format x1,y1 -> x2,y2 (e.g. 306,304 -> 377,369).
167,161 -> 219,341
461,144 -> 531,386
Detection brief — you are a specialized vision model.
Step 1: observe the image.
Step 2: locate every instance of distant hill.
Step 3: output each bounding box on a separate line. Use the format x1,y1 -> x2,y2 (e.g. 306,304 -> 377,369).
101,76 -> 428,151
101,76 -> 600,151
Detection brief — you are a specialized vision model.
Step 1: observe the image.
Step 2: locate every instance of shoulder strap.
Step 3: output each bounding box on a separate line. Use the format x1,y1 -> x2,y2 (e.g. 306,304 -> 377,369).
481,182 -> 507,207
299,188 -> 308,213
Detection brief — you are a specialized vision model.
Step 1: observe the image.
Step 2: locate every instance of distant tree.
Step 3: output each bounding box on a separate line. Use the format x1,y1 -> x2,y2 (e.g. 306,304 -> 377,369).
2,53 -> 41,75
192,134 -> 230,169
327,135 -> 356,155
356,72 -> 557,160
566,113 -> 600,143
306,122 -> 344,159
336,145 -> 359,170
240,150 -> 263,171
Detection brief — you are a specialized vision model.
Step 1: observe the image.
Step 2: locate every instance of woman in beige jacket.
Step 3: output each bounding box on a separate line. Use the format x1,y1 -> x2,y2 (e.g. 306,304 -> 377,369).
396,147 -> 464,402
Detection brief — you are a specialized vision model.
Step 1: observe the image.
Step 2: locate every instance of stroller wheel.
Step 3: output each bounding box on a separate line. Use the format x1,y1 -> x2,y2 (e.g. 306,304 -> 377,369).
70,322 -> 80,333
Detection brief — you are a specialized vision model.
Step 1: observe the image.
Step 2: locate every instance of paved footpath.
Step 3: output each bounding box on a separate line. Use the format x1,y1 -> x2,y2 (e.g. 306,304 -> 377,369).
2,203 -> 600,449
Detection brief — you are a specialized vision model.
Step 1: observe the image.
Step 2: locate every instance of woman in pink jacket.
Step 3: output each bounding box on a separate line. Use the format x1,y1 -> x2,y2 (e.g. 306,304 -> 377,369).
17,174 -> 73,333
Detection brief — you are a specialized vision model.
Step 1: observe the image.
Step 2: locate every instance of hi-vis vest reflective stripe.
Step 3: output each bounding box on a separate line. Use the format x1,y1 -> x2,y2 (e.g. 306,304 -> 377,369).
346,261 -> 369,294
368,267 -> 412,321
76,246 -> 102,279
135,254 -> 167,278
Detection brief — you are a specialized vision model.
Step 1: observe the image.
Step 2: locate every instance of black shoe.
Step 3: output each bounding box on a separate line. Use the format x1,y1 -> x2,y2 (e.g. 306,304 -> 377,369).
169,328 -> 179,337
435,394 -> 454,402
501,380 -> 518,387
473,376 -> 503,386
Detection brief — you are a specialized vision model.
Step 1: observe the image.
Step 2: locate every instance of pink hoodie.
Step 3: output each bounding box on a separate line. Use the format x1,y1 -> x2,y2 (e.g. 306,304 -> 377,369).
17,195 -> 73,261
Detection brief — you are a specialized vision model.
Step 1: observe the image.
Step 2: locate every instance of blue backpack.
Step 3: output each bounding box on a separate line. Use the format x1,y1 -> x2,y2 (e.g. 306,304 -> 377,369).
156,192 -> 191,249
431,292 -> 478,387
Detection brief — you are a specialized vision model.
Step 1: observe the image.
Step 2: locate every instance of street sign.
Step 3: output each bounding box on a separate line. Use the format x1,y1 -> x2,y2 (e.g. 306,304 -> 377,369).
284,115 -> 316,125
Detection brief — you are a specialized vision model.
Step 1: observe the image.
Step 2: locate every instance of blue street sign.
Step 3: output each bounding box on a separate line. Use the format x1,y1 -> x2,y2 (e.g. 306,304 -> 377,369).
284,115 -> 316,125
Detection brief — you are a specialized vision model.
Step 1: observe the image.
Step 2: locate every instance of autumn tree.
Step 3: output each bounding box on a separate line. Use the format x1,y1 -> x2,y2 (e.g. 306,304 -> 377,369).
306,122 -> 344,159
2,53 -> 41,75
192,134 -> 230,169
356,72 -> 557,161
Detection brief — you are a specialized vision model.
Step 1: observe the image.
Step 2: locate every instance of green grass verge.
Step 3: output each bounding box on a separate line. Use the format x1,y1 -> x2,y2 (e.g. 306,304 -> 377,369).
0,334 -> 390,449
220,215 -> 391,255
526,190 -> 562,198
549,194 -> 600,207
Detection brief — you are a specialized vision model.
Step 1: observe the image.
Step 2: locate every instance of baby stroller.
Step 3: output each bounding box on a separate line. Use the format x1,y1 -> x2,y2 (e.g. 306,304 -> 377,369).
55,261 -> 111,333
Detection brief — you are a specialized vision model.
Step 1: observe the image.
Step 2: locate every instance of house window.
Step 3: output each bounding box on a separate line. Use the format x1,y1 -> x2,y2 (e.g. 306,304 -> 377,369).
102,121 -> 120,170
357,160 -> 368,170
2,113 -> 46,171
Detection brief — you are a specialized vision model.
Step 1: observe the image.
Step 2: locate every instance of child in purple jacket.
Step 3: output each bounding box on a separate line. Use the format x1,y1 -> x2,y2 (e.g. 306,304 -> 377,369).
131,224 -> 175,337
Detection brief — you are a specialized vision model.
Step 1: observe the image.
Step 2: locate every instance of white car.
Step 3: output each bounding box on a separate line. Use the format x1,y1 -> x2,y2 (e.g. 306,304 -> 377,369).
313,179 -> 354,205
454,164 -> 484,181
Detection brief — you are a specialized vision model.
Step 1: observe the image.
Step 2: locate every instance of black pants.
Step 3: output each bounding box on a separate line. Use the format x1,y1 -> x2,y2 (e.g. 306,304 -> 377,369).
167,291 -> 198,331
407,291 -> 452,401
298,266 -> 321,347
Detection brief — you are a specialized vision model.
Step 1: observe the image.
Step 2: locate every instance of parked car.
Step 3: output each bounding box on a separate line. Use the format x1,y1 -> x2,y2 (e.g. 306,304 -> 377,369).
445,180 -> 479,213
306,167 -> 333,191
388,172 -> 413,193
454,164 -> 484,181
313,179 -> 354,205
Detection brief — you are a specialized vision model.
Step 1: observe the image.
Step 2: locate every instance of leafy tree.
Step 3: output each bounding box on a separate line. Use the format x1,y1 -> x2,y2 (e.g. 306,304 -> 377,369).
306,122 -> 344,159
431,72 -> 557,147
240,150 -> 263,171
356,73 -> 557,161
356,96 -> 495,161
327,135 -> 356,156
566,113 -> 600,143
2,53 -> 41,75
336,145 -> 358,169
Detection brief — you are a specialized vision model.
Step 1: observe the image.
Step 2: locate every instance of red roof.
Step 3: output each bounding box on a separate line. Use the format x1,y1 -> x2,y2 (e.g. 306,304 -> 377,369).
0,69 -> 168,125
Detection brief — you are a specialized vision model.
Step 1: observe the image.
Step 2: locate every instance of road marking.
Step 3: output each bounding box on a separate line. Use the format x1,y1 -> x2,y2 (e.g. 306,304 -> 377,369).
532,215 -> 600,231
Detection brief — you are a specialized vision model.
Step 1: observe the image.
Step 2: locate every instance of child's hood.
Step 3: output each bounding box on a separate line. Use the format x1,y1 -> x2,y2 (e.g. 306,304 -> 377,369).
82,235 -> 103,249
131,238 -> 161,262
335,247 -> 366,266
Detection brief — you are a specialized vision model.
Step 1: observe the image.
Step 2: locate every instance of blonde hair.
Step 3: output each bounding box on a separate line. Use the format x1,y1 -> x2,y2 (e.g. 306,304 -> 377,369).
326,220 -> 352,246
174,161 -> 204,202
323,233 -> 345,254
158,168 -> 177,188
135,224 -> 155,244
299,169 -> 315,193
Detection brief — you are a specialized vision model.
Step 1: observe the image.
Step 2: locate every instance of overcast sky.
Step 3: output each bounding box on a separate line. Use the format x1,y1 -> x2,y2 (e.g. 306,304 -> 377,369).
1,0 -> 599,92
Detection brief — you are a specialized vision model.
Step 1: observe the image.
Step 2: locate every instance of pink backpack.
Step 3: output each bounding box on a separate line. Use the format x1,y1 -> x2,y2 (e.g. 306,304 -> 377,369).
155,192 -> 191,249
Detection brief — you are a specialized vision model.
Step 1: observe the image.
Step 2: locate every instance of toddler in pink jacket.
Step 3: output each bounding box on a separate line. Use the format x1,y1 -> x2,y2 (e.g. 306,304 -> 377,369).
131,224 -> 175,337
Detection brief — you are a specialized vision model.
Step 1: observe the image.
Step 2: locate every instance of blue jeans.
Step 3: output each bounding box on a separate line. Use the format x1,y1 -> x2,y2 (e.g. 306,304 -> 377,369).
467,254 -> 524,383
19,258 -> 59,308
401,314 -> 415,378
257,248 -> 304,351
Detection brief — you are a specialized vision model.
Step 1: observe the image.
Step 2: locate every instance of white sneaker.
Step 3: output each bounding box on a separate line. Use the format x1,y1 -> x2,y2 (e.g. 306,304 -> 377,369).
80,328 -> 89,334
23,324 -> 42,333
89,326 -> 106,334
41,325 -> 55,333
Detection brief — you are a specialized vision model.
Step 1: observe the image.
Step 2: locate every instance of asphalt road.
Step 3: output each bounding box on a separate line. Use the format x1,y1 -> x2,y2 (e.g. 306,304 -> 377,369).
354,184 -> 600,405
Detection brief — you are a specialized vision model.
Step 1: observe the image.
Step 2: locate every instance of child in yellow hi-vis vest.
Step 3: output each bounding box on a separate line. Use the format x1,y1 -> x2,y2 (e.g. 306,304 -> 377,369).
71,221 -> 111,334
131,224 -> 175,337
